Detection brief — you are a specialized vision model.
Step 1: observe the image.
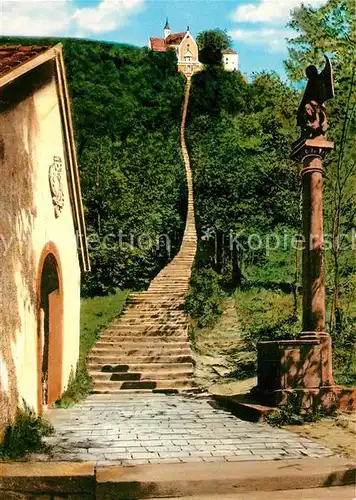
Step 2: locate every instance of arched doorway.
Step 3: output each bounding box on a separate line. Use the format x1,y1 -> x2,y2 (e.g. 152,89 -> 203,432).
38,252 -> 63,410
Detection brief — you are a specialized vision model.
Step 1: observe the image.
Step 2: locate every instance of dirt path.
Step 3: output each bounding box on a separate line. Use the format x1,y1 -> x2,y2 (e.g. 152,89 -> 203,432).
285,413 -> 356,460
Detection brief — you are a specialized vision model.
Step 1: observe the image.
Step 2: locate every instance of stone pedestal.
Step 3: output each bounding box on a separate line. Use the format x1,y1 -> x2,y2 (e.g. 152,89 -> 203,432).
252,137 -> 356,412
254,336 -> 335,409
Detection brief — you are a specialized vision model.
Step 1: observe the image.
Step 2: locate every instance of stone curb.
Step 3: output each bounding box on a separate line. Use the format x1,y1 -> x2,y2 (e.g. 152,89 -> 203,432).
95,458 -> 356,499
1,458 -> 354,499
0,462 -> 95,498
211,394 -> 276,422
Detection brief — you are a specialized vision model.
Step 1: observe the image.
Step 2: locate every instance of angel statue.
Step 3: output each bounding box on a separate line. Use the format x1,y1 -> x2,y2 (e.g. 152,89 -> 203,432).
297,56 -> 335,139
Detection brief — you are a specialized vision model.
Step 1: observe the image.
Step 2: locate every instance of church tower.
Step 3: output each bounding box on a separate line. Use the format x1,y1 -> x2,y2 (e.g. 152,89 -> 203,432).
164,18 -> 171,39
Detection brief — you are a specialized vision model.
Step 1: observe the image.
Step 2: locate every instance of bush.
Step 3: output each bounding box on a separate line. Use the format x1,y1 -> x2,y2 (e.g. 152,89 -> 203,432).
185,267 -> 224,327
0,402 -> 54,459
266,392 -> 337,427
330,310 -> 356,387
235,288 -> 300,348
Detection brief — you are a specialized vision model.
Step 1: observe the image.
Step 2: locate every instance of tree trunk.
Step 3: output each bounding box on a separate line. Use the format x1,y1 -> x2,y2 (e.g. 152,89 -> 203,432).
232,240 -> 242,287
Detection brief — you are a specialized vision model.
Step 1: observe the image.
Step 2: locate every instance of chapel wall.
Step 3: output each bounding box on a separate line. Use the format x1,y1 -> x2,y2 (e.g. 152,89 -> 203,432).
179,35 -> 199,62
0,61 -> 81,433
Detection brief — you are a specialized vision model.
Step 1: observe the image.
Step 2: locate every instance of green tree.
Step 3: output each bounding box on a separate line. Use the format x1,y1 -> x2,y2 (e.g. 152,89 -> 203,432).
285,0 -> 355,81
196,29 -> 232,67
188,68 -> 299,286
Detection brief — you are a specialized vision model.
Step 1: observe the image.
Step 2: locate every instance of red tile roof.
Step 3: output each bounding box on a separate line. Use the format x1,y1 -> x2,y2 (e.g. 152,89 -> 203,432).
165,32 -> 187,45
0,45 -> 50,78
150,32 -> 188,53
149,38 -> 167,52
222,49 -> 237,55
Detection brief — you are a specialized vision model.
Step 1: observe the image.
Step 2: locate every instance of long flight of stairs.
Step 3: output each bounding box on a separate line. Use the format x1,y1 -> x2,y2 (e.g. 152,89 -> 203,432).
89,78 -> 198,393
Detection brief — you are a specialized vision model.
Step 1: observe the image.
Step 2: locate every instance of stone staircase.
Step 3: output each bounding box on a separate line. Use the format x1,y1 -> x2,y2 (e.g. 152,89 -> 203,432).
89,78 -> 197,393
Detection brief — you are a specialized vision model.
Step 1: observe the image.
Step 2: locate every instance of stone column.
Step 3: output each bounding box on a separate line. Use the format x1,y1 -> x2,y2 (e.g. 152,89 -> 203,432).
292,137 -> 333,335
301,151 -> 326,332
292,136 -> 334,385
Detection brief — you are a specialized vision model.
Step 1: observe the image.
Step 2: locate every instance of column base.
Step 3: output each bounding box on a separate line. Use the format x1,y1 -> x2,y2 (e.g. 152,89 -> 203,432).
253,334 -> 356,412
251,386 -> 356,412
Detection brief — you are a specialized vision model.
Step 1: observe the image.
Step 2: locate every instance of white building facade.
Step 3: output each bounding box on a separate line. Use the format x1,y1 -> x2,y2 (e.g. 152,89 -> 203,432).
222,49 -> 239,72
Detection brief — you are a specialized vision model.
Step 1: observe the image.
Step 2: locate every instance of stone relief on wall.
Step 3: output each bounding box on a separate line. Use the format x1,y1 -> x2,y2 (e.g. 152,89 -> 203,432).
49,156 -> 64,218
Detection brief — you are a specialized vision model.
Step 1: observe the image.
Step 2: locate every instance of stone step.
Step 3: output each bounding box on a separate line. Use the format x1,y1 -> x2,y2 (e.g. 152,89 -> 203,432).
122,311 -> 186,318
149,278 -> 191,282
117,311 -> 186,318
147,284 -> 190,287
89,354 -> 194,364
91,347 -> 192,356
92,378 -> 197,392
100,330 -> 188,342
105,318 -> 188,332
119,318 -> 186,324
112,323 -> 187,329
127,297 -> 185,303
115,325 -> 188,331
92,459 -> 356,499
125,299 -> 183,304
94,342 -> 190,350
124,306 -> 184,312
89,369 -> 194,381
122,308 -> 187,322
128,293 -> 186,298
127,297 -> 184,304
130,290 -> 187,295
90,79 -> 197,395
149,278 -> 192,282
88,362 -> 194,373
147,284 -> 189,288
98,337 -> 188,346
92,387 -> 197,394
143,290 -> 188,294
106,323 -> 187,330
99,331 -> 188,340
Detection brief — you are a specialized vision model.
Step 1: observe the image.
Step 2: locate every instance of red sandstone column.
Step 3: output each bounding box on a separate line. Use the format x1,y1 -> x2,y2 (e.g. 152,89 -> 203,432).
300,154 -> 326,333
293,138 -> 334,335
293,137 -> 334,385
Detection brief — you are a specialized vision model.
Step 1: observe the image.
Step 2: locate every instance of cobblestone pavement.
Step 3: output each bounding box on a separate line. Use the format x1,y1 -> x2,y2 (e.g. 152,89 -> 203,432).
42,394 -> 334,466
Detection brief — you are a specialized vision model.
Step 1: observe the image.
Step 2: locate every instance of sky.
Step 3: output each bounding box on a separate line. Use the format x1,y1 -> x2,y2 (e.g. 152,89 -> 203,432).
1,0 -> 325,77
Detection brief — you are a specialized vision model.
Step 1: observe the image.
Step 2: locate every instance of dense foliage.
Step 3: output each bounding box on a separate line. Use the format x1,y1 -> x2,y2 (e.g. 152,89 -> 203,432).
0,36 -> 187,296
67,41 -> 187,296
188,67 -> 300,286
184,268 -> 224,328
196,29 -> 232,67
186,0 -> 355,385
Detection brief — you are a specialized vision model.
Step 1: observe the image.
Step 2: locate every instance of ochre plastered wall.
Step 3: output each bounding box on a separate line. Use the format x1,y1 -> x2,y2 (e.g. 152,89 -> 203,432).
179,35 -> 198,63
0,63 -> 81,432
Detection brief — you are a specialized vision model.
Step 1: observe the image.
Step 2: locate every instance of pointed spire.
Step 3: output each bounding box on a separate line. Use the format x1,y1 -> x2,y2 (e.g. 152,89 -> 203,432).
187,25 -> 190,32
164,17 -> 170,30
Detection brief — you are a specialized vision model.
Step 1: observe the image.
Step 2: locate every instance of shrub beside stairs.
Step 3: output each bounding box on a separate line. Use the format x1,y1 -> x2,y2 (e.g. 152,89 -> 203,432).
89,78 -> 197,393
